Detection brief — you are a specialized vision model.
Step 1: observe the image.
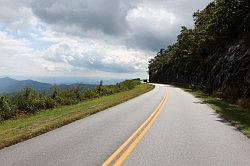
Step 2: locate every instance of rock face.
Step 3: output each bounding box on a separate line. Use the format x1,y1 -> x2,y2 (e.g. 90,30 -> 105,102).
195,38 -> 250,98
150,38 -> 250,99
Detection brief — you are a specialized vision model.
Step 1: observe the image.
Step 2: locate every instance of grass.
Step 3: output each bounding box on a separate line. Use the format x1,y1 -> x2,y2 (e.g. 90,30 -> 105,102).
0,83 -> 155,149
183,88 -> 250,138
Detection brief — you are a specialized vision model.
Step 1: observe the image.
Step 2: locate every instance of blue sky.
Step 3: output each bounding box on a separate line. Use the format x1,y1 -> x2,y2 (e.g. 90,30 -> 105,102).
0,0 -> 211,79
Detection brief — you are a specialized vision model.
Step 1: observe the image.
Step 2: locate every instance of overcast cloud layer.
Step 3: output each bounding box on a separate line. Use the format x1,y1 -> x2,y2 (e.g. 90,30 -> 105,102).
0,0 -> 211,78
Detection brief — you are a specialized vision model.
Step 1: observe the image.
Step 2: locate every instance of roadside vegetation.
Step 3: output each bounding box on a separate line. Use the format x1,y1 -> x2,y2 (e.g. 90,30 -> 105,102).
148,0 -> 249,108
183,86 -> 250,138
0,79 -> 142,121
0,80 -> 154,149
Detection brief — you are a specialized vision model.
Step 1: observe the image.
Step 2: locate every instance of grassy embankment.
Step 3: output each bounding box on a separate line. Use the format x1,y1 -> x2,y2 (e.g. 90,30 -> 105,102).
0,83 -> 154,149
183,87 -> 250,138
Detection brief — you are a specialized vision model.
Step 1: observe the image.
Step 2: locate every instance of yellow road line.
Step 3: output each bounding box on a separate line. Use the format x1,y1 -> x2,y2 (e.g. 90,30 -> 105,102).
113,91 -> 168,165
102,88 -> 168,166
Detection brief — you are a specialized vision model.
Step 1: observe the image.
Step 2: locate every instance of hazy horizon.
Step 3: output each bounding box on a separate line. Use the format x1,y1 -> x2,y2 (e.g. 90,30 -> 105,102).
0,75 -> 129,84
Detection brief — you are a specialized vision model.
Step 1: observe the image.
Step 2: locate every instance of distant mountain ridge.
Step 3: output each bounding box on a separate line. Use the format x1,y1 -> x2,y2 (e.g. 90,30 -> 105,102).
0,77 -> 97,94
4,76 -> 126,85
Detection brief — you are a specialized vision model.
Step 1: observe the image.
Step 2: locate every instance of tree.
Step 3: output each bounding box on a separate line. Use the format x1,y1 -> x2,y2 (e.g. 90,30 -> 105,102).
0,96 -> 12,120
99,80 -> 103,87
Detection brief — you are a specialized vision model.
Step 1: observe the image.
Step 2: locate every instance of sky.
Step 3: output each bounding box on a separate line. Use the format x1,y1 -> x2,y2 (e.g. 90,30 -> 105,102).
0,0 -> 211,79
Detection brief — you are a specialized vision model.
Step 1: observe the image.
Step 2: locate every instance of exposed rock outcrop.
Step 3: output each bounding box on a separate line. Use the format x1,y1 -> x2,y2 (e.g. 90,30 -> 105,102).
195,38 -> 250,98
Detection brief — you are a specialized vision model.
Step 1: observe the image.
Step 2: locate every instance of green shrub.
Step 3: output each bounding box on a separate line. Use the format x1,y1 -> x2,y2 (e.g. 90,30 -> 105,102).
212,90 -> 223,99
0,79 -> 141,121
221,86 -> 240,103
0,96 -> 12,120
237,98 -> 250,110
83,89 -> 99,99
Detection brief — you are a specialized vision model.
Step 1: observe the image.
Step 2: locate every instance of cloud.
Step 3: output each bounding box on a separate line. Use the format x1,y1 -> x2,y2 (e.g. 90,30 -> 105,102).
30,0 -> 211,51
125,4 -> 182,51
0,0 -> 212,78
0,31 -> 44,75
0,0 -> 37,31
42,38 -> 149,73
31,0 -> 133,36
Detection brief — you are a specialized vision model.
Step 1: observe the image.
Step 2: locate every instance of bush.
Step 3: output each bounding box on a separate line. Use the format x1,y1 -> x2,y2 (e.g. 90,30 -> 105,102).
237,98 -> 250,110
0,96 -> 12,120
15,88 -> 38,113
44,97 -> 56,109
221,86 -> 240,103
83,89 -> 100,99
0,79 -> 141,121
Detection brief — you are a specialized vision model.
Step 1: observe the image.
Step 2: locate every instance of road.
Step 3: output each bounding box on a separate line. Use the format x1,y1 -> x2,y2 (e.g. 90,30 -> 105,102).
0,84 -> 250,166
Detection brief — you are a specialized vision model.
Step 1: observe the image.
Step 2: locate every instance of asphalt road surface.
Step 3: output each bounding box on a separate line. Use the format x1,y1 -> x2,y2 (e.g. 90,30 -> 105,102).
0,84 -> 249,166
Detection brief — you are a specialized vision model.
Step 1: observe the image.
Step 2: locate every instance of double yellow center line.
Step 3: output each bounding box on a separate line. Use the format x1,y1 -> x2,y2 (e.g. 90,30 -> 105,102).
102,88 -> 168,166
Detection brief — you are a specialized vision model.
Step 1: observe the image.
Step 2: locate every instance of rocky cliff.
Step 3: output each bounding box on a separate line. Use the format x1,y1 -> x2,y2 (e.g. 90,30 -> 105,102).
193,38 -> 249,99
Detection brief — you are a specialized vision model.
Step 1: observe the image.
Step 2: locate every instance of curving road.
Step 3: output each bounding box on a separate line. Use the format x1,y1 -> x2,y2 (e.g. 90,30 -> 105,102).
0,84 -> 250,166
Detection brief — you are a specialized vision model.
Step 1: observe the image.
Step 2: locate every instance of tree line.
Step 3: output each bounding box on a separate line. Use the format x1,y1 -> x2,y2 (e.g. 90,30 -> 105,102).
0,80 -> 141,121
148,0 -> 249,106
